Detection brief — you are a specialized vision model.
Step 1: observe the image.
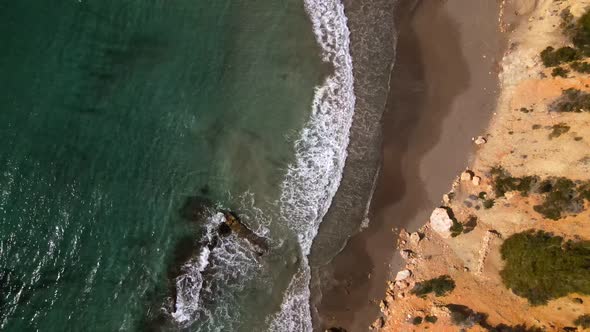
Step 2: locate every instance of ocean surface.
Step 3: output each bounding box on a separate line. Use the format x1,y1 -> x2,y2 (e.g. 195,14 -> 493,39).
0,0 -> 354,331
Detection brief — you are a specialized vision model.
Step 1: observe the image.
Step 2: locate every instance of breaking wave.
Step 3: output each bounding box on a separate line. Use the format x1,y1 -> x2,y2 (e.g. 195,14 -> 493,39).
269,0 -> 355,330
170,211 -> 263,329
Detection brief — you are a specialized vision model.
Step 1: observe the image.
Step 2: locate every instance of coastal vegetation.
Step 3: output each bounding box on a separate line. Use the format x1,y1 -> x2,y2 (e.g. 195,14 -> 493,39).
489,167 -> 539,198
574,314 -> 590,329
500,230 -> 590,305
551,88 -> 590,113
540,46 -> 580,67
446,304 -> 545,331
551,66 -> 569,77
411,275 -> 456,297
489,167 -> 590,220
532,177 -> 583,220
541,8 -> 590,67
571,60 -> 590,73
548,123 -> 570,139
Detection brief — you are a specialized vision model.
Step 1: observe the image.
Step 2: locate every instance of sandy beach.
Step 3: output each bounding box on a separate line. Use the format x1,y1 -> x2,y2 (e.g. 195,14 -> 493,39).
315,1 -> 506,330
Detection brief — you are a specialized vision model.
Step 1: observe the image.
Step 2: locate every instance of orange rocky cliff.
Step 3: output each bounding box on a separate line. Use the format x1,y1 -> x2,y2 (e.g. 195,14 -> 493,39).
373,0 -> 590,331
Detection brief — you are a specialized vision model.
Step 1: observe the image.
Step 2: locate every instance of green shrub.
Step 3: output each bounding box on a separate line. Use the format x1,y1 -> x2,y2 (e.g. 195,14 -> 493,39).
560,8 -> 576,37
412,316 -> 423,325
551,66 -> 569,77
425,315 -> 438,324
500,230 -> 590,305
490,167 -> 539,197
552,88 -> 590,113
548,123 -> 570,139
574,314 -> 590,329
450,220 -> 464,237
540,46 -> 581,67
483,199 -> 495,209
571,61 -> 590,73
411,275 -> 456,297
446,304 -> 487,328
573,10 -> 590,55
533,177 -> 584,220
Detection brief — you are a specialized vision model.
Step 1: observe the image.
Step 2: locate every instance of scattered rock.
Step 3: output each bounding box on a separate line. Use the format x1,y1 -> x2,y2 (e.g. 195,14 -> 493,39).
370,317 -> 384,330
395,269 -> 412,281
387,280 -> 395,291
443,193 -> 451,204
461,170 -> 474,181
410,232 -> 421,245
474,136 -> 487,145
430,208 -> 454,238
396,280 -> 410,289
472,176 -> 481,186
400,249 -> 414,260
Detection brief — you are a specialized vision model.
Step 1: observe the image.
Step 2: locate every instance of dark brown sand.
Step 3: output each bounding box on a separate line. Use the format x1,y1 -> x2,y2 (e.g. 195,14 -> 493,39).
315,1 -> 506,331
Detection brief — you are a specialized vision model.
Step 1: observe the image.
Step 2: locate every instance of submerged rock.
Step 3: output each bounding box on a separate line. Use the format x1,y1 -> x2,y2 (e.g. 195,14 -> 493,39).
179,195 -> 214,222
222,211 -> 269,256
430,208 -> 454,238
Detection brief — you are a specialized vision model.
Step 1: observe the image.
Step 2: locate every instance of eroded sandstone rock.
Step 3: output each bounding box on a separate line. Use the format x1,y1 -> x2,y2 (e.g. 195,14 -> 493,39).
430,207 -> 454,238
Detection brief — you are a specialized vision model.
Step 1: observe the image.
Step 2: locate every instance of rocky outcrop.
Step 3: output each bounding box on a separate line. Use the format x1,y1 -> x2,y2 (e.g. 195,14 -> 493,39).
429,208 -> 454,238
222,211 -> 269,256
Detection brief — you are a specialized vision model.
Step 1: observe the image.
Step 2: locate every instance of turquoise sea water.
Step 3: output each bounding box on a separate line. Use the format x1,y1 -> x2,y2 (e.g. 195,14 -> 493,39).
0,1 -> 328,331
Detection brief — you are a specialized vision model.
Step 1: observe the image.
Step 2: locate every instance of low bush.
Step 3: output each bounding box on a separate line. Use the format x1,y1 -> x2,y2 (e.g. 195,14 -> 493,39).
446,304 -> 487,328
551,88 -> 590,112
411,275 -> 456,297
574,314 -> 590,329
532,177 -> 584,220
490,167 -> 540,198
571,61 -> 590,73
500,230 -> 590,305
450,220 -> 464,237
551,66 -> 569,77
411,317 -> 422,325
573,9 -> 590,55
425,315 -> 438,324
548,123 -> 570,139
540,46 -> 581,67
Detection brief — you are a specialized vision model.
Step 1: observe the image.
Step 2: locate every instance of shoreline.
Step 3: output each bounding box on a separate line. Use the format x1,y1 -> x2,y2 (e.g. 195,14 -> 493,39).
379,0 -> 590,329
314,0 -> 506,330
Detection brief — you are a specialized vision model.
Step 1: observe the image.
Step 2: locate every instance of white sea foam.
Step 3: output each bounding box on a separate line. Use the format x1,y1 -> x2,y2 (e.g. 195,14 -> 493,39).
171,213 -> 222,324
171,208 -> 263,328
269,0 -> 355,330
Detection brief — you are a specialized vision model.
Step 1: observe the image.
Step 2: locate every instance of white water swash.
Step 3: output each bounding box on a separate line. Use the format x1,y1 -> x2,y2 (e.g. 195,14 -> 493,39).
170,0 -> 355,330
269,0 -> 355,330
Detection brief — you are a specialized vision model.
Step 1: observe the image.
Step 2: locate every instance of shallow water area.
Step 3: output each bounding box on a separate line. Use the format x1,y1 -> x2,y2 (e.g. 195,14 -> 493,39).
0,1 -> 325,331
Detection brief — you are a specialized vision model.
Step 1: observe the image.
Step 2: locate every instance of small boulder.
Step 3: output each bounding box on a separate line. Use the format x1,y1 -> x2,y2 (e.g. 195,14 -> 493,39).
460,170 -> 474,181
474,136 -> 487,145
472,176 -> 481,186
395,269 -> 412,281
443,193 -> 451,204
370,317 -> 384,330
409,232 -> 421,245
400,249 -> 414,260
430,208 -> 454,238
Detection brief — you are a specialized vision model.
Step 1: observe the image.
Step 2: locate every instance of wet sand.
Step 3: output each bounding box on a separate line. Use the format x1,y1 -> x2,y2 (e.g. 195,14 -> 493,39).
315,1 -> 506,330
